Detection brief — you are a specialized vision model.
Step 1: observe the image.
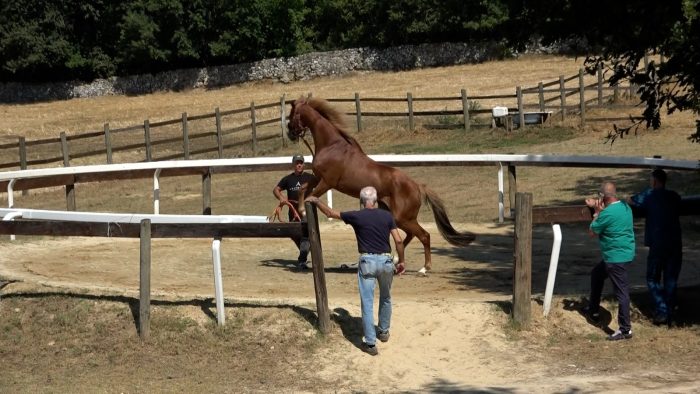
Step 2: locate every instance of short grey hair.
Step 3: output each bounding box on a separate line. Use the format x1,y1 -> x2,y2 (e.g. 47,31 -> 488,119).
359,186 -> 378,206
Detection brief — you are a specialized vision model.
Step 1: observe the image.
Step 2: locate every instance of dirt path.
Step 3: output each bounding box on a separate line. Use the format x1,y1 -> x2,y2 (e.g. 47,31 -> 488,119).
2,222 -> 700,391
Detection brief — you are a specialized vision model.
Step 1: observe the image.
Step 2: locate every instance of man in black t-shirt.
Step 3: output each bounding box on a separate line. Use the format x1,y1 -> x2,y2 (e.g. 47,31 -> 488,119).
273,154 -> 317,270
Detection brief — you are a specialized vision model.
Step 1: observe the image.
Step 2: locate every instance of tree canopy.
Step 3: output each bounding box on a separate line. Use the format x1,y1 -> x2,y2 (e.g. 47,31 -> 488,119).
0,0 -> 511,82
512,0 -> 700,142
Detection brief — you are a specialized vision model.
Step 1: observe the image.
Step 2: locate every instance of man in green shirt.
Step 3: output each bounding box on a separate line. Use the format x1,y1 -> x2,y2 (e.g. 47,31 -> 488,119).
585,181 -> 636,341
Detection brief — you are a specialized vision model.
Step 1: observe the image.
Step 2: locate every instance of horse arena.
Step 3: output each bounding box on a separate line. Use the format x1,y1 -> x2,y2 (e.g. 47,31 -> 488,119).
2,152 -> 700,391
3,54 -> 700,389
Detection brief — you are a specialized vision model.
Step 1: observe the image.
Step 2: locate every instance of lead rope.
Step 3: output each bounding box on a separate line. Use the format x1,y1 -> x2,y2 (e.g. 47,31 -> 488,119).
268,200 -> 302,223
301,132 -> 315,158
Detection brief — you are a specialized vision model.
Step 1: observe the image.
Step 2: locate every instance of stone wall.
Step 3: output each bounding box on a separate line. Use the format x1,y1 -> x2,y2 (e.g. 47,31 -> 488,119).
0,42 -> 512,104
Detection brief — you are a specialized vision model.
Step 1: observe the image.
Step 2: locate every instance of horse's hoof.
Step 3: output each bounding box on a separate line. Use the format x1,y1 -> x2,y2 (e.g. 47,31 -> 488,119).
418,267 -> 428,276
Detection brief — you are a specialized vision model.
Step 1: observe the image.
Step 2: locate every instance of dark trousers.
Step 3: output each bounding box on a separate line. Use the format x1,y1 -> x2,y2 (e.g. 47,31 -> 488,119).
589,261 -> 632,332
292,236 -> 310,263
291,216 -> 310,263
647,246 -> 682,319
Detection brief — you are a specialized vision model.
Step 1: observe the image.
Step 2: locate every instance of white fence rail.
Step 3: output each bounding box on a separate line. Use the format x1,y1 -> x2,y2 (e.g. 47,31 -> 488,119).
2,154 -> 698,223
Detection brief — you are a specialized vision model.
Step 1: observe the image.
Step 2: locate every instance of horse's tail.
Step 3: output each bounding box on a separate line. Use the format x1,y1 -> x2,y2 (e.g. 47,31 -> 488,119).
421,185 -> 476,246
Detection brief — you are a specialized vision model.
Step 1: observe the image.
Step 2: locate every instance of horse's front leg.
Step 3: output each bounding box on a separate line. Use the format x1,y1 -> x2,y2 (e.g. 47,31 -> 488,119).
297,178 -> 327,218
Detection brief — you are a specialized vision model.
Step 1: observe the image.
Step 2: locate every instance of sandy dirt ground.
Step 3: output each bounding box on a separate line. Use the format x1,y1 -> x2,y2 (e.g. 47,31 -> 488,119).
2,221 -> 700,392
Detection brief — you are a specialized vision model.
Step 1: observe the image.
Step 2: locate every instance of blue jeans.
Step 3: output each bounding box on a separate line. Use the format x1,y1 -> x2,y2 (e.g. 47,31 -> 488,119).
357,254 -> 394,346
647,246 -> 682,319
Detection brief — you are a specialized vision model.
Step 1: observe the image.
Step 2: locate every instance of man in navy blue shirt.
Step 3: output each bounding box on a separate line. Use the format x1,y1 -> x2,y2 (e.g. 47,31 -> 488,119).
629,169 -> 683,325
306,186 -> 405,356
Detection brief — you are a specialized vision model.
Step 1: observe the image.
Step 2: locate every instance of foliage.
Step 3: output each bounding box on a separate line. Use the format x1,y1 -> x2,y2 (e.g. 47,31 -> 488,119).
0,0 -> 119,82
0,0 -> 508,82
511,0 -> 700,143
308,0 -> 509,49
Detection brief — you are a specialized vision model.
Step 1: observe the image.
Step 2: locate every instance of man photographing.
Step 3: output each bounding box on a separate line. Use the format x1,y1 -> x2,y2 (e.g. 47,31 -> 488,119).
584,181 -> 636,341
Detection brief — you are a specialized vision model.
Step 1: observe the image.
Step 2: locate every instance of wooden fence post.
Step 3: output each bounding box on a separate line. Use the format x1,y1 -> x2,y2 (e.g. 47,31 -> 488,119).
407,92 -> 414,131
104,123 -> 113,164
355,93 -> 362,132
613,83 -> 620,103
250,101 -> 257,156
597,64 -> 604,105
461,89 -> 470,132
579,68 -> 586,127
18,137 -> 27,171
280,95 -> 287,147
139,219 -> 151,339
513,192 -> 532,327
18,137 -> 27,196
202,171 -> 211,215
559,75 -> 567,121
60,131 -> 76,211
182,112 -> 190,160
65,180 -> 76,211
305,202 -> 330,334
60,132 -> 70,167
516,87 -> 524,129
215,107 -> 224,158
144,119 -> 152,162
538,82 -> 545,112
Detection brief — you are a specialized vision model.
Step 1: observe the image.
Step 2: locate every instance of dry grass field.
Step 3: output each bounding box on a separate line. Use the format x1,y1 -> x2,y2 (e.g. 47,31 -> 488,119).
1,55 -> 700,392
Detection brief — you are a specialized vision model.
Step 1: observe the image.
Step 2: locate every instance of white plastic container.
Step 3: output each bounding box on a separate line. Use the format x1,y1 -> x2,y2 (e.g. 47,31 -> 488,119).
492,106 -> 508,117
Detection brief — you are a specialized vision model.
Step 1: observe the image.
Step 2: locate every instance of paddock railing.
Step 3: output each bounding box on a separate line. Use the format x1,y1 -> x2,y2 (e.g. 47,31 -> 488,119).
0,202 -> 331,338
2,154 -> 697,331
0,67 -> 640,171
1,154 -> 697,220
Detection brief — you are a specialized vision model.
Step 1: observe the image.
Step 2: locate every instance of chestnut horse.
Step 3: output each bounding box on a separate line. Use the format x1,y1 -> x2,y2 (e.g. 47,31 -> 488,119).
287,96 -> 475,273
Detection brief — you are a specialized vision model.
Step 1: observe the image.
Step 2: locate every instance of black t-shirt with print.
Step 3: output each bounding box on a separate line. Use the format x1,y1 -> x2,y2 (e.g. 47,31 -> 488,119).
277,172 -> 316,220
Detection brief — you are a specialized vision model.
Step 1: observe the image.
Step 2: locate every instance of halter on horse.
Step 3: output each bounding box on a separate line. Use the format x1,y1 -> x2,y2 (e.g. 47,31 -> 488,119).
287,96 -> 475,273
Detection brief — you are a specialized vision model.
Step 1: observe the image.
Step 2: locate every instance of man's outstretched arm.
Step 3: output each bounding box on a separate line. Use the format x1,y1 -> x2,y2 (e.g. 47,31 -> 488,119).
305,196 -> 341,220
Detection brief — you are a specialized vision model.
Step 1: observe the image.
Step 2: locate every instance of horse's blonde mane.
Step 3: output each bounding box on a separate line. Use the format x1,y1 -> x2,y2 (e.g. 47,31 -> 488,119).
307,97 -> 365,152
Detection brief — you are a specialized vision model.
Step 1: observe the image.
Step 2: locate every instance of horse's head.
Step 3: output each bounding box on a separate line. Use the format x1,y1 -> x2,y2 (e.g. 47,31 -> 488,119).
287,97 -> 308,141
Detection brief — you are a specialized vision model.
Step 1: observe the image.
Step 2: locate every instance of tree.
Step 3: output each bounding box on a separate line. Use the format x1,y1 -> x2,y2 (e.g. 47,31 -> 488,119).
513,0 -> 700,143
0,0 -> 118,82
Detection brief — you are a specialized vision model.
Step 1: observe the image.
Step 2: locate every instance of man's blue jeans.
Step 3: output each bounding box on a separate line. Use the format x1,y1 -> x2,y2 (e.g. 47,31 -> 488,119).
647,245 -> 682,319
357,254 -> 394,346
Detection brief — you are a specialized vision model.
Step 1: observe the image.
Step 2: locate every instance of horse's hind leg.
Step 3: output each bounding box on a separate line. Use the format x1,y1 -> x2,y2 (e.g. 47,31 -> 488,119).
397,220 -> 432,273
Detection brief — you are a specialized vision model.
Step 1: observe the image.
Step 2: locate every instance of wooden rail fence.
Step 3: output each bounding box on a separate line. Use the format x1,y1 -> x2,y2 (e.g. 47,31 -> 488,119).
0,202 -> 331,338
512,194 -> 700,326
0,67 -> 639,171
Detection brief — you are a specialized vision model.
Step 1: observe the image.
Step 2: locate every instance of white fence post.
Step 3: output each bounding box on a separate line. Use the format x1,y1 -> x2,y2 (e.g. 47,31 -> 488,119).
498,163 -> 504,223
